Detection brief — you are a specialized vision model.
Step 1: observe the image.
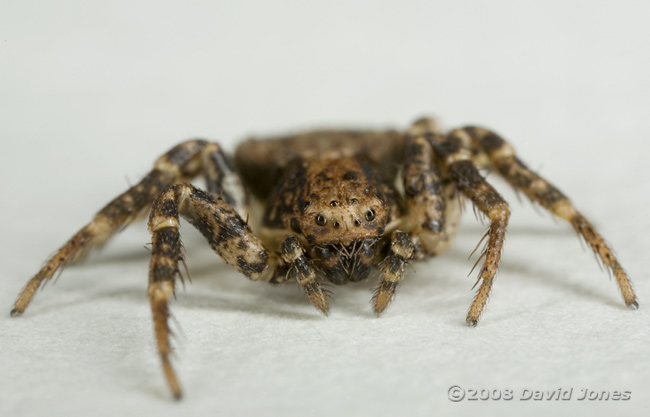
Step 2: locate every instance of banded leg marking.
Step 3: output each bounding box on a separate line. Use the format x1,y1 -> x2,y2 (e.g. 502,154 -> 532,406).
148,183 -> 334,397
280,236 -> 329,314
148,183 -> 273,398
405,119 -> 463,256
403,126 -> 446,254
373,230 -> 415,314
428,131 -> 511,326
11,140 -> 209,317
460,126 -> 637,309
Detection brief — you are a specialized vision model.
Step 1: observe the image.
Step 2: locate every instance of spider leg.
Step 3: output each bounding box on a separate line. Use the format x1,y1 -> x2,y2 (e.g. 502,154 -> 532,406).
202,142 -> 249,218
11,140 -> 209,316
402,122 -> 463,256
148,183 -> 328,398
280,236 -> 329,313
413,120 -> 510,327
456,126 -> 638,309
372,124 -> 463,314
373,230 -> 415,314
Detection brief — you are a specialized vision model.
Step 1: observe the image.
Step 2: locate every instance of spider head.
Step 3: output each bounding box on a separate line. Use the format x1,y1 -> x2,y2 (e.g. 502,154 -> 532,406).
299,190 -> 388,283
301,194 -> 388,246
298,165 -> 390,249
293,159 -> 392,283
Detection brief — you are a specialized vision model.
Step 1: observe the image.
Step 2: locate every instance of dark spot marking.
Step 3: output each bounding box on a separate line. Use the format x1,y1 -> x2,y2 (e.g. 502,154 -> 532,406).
478,132 -> 506,153
237,251 -> 268,276
160,199 -> 178,218
429,134 -> 461,157
290,218 -> 302,234
393,231 -> 413,251
281,236 -> 301,255
192,187 -> 215,204
423,220 -> 443,233
343,171 -> 359,181
450,161 -> 483,189
216,215 -> 245,242
388,256 -> 404,275
151,263 -> 179,282
151,228 -> 181,257
290,258 -> 312,279
514,173 -> 534,190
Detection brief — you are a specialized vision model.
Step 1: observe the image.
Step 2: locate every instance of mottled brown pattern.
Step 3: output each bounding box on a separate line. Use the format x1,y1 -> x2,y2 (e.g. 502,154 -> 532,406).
446,160 -> 511,326
11,168 -> 178,316
459,125 -> 637,309
263,156 -> 400,248
235,129 -> 405,198
373,230 -> 415,314
12,117 -> 636,399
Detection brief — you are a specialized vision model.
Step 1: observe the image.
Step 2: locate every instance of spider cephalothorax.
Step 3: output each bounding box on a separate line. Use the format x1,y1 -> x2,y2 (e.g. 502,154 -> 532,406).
11,117 -> 637,399
264,156 -> 397,246
263,155 -> 398,284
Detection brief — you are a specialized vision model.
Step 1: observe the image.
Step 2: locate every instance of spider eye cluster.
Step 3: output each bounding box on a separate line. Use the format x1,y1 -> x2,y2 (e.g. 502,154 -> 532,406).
314,207 -> 377,228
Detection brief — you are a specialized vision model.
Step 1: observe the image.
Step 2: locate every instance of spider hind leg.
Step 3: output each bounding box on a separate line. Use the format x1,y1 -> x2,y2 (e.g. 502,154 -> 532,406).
413,119 -> 511,326
11,140 -> 209,316
459,126 -> 638,309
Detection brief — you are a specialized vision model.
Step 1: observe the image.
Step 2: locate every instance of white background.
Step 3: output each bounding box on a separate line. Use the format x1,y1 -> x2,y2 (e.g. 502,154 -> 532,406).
1,1 -> 649,416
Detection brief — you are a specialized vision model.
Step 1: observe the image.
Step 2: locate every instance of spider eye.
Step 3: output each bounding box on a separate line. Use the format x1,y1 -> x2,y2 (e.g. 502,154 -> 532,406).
330,201 -> 338,207
315,214 -> 327,226
354,219 -> 361,227
333,221 -> 340,229
365,209 -> 375,221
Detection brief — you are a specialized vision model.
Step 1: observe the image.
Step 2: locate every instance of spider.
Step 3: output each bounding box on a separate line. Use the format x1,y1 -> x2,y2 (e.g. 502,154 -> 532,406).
11,117 -> 637,399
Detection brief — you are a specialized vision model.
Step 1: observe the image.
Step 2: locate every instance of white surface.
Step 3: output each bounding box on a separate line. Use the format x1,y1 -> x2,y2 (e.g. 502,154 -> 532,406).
1,1 -> 649,416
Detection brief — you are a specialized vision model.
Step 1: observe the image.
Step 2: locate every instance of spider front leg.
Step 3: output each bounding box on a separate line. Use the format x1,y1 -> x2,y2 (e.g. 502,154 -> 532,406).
147,184 -> 328,398
415,122 -> 510,327
11,140 -> 209,316
456,126 -> 638,309
372,127 -> 462,314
